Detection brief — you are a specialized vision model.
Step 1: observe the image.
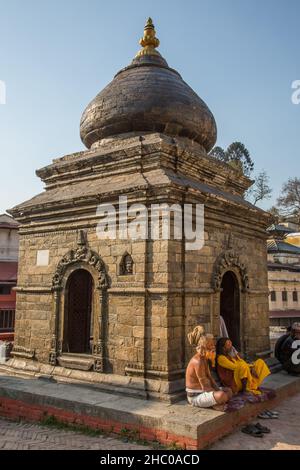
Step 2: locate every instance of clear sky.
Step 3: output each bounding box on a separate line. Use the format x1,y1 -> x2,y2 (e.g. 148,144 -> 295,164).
0,0 -> 299,214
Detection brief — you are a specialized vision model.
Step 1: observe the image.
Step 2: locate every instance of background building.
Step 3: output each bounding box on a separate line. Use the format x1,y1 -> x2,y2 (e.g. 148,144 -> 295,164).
267,222 -> 300,350
0,214 -> 19,341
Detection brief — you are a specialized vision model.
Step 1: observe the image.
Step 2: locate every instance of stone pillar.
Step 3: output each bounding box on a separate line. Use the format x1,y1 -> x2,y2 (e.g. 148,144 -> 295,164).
241,290 -> 248,357
211,289 -> 221,337
93,287 -> 107,372
49,287 -> 61,366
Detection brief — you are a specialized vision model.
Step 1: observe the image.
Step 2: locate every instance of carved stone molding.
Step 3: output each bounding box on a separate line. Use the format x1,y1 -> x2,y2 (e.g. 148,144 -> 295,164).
93,343 -> 103,356
125,362 -> 184,379
52,231 -> 109,290
11,346 -> 35,359
212,249 -> 250,292
49,351 -> 57,366
93,358 -> 103,373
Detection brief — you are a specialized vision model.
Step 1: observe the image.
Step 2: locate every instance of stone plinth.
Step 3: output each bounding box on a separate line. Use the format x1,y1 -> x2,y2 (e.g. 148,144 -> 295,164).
0,369 -> 299,450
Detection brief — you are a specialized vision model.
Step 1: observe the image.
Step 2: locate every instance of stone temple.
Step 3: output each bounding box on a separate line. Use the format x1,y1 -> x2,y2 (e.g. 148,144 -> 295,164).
7,19 -> 271,401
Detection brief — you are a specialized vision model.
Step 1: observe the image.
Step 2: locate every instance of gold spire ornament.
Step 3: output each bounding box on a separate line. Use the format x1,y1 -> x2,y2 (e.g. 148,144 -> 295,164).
136,18 -> 161,58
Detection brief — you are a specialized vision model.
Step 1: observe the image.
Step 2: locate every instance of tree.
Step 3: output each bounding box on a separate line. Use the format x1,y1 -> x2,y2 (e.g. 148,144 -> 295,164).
277,177 -> 300,222
210,142 -> 272,206
267,205 -> 282,224
209,146 -> 227,162
210,141 -> 254,176
225,142 -> 254,176
247,170 -> 272,205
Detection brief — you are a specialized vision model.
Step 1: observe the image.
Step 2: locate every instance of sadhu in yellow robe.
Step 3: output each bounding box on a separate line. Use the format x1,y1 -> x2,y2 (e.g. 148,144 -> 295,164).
217,355 -> 270,395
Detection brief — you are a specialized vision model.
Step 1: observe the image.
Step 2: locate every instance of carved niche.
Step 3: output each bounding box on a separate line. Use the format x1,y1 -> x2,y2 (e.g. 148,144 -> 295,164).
119,252 -> 134,275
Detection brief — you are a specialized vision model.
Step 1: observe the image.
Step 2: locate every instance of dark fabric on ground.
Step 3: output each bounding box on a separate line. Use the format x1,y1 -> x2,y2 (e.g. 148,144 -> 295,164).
224,388 -> 276,412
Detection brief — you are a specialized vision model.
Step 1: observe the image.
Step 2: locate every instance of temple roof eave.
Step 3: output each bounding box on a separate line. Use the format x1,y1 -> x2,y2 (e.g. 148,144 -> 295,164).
34,133 -> 253,194
267,239 -> 300,255
8,167 -> 271,230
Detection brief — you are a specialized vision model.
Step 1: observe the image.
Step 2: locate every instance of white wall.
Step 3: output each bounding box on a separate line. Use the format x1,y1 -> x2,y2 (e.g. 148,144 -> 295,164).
0,227 -> 19,262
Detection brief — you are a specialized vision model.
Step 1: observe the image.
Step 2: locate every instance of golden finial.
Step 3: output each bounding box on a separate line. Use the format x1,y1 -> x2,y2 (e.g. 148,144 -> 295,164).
136,17 -> 161,58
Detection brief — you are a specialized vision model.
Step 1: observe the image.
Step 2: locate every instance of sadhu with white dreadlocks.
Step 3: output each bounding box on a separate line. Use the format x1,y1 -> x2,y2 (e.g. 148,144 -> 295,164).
185,326 -> 232,410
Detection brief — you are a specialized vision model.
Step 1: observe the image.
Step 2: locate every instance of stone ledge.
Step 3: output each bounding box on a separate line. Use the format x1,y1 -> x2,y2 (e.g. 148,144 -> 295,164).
14,286 -> 53,294
0,359 -> 184,402
255,349 -> 273,359
57,354 -> 94,372
0,370 -> 299,449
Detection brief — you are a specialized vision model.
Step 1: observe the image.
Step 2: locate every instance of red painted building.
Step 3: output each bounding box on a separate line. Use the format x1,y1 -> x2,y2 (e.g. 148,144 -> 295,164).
0,214 -> 19,342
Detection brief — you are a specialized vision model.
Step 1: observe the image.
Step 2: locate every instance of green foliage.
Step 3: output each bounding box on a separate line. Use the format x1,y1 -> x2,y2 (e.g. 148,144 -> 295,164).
226,142 -> 254,176
40,415 -> 165,449
120,427 -> 140,440
166,441 -> 184,450
41,415 -> 105,437
210,141 -> 254,177
209,146 -> 226,161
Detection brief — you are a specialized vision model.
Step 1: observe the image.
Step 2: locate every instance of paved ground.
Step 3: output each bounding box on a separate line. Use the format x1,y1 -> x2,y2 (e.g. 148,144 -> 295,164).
0,419 -> 151,450
209,392 -> 300,450
0,393 -> 299,450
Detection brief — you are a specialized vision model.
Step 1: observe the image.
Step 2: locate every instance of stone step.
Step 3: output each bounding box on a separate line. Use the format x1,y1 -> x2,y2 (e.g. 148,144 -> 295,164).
265,356 -> 283,374
0,369 -> 299,450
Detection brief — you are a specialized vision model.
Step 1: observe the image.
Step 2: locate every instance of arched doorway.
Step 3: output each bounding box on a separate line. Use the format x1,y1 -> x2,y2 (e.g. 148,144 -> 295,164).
64,269 -> 93,354
220,271 -> 240,350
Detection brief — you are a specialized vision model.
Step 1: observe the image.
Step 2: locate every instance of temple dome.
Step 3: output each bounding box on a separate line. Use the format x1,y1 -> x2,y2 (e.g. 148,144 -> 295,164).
80,18 -> 217,152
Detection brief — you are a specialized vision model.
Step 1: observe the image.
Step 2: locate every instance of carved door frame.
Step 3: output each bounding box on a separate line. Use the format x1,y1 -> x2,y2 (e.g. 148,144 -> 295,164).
211,249 -> 250,356
49,236 -> 109,373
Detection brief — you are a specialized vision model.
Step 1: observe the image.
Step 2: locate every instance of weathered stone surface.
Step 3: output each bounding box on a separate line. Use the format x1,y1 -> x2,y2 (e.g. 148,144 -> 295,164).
80,52 -> 217,152
6,26 -> 272,400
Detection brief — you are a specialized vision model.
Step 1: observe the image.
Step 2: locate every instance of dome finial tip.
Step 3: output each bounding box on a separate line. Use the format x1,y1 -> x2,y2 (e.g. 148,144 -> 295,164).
136,17 -> 160,58
146,17 -> 153,27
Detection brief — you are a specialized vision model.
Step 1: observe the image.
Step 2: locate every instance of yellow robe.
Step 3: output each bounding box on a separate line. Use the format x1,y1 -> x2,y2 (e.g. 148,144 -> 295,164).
217,355 -> 270,395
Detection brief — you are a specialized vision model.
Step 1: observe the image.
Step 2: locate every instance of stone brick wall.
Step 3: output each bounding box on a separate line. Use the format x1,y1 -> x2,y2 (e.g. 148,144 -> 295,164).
9,134 -> 271,399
